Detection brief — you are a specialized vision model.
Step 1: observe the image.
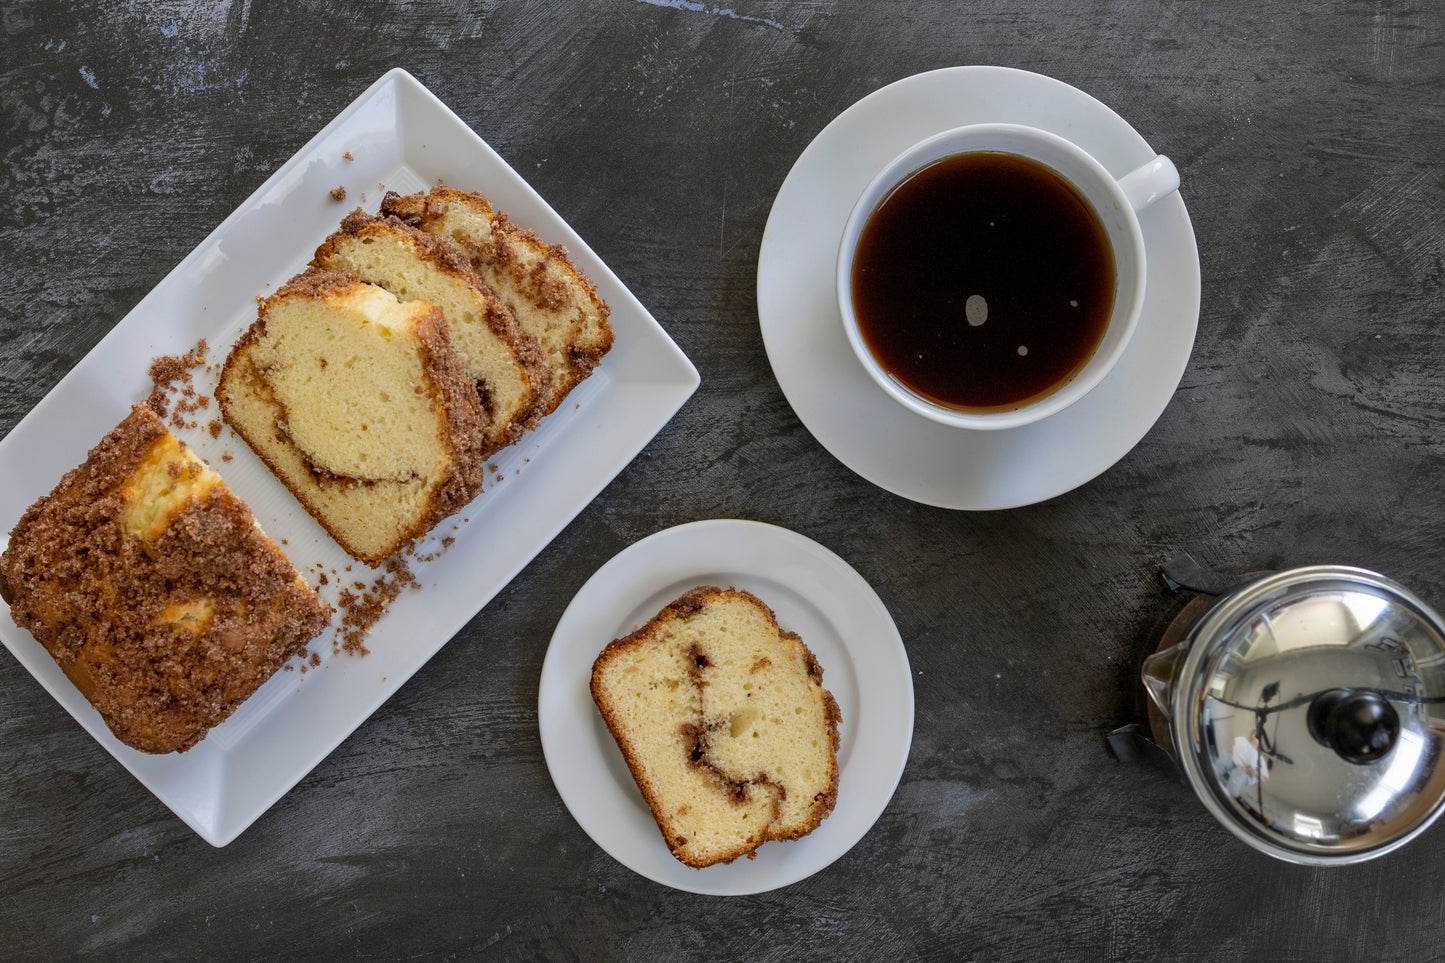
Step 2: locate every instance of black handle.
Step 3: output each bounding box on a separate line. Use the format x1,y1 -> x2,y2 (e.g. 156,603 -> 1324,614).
1159,552 -> 1250,596
1306,688 -> 1400,764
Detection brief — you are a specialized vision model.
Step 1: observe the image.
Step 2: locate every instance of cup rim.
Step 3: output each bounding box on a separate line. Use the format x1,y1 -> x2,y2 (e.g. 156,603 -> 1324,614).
836,122 -> 1149,432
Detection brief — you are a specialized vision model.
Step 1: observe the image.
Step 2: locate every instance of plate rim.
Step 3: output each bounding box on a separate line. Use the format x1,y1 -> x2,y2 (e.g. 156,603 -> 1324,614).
538,518 -> 914,896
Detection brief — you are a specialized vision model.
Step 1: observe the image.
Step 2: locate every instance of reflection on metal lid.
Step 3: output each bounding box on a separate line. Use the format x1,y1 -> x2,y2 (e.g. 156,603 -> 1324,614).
1171,566 -> 1445,864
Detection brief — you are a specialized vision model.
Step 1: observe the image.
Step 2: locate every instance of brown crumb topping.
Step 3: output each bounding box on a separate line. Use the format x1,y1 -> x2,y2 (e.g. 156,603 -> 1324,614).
145,339 -> 208,423
327,535 -> 458,656
0,406 -> 332,754
334,557 -> 417,656
269,267 -> 362,303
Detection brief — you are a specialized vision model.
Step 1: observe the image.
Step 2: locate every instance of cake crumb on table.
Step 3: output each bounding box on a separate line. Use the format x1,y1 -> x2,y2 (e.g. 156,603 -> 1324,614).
330,185 -> 347,201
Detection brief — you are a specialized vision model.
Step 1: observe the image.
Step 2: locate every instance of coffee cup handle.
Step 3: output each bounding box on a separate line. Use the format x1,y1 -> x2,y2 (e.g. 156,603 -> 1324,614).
1118,156 -> 1180,213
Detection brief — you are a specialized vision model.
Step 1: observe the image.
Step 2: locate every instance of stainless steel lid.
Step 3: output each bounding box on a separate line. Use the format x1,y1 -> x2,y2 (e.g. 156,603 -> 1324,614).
1170,566 -> 1445,864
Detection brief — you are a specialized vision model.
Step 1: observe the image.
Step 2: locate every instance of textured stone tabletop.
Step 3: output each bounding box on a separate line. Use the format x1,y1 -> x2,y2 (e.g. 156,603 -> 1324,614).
2,1 -> 1444,960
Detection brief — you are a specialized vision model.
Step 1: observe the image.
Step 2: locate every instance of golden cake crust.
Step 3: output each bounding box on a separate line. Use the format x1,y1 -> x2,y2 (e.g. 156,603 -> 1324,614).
0,406 -> 332,754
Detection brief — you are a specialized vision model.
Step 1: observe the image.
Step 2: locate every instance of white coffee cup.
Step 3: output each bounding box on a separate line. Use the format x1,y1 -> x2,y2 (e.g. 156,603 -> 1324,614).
837,123 -> 1180,430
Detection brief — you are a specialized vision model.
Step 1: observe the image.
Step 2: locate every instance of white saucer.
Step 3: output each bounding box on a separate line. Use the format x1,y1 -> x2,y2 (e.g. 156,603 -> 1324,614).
757,67 -> 1200,509
538,520 -> 913,895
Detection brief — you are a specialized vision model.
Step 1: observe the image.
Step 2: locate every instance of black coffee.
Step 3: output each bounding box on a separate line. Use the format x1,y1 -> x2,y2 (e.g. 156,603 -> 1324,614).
851,152 -> 1115,412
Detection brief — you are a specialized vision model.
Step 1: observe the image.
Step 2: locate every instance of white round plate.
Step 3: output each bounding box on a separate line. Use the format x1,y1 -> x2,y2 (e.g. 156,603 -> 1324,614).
538,519 -> 913,895
757,66 -> 1201,509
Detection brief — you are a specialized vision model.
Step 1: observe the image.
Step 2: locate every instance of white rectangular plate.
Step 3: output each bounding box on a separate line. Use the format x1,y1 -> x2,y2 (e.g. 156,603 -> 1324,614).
0,68 -> 699,846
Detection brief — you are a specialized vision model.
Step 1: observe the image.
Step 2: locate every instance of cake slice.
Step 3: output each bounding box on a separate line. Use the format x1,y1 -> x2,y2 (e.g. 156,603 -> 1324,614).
380,188 -> 613,416
217,269 -> 487,565
590,586 -> 841,868
311,210 -> 549,453
0,405 -> 332,754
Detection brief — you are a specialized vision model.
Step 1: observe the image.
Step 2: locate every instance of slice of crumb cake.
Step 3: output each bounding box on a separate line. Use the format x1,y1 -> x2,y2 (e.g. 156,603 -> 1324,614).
217,268 -> 487,565
590,586 -> 841,868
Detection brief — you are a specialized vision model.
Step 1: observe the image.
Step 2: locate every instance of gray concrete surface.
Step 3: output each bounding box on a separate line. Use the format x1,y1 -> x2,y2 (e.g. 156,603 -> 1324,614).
2,1 -> 1444,959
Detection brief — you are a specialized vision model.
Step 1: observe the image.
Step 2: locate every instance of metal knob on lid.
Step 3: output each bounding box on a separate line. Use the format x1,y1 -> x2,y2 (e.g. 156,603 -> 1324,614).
1162,565 -> 1445,865
1305,688 -> 1400,764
